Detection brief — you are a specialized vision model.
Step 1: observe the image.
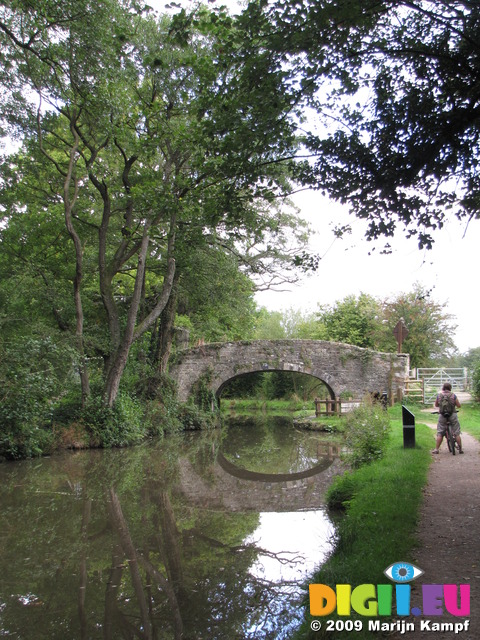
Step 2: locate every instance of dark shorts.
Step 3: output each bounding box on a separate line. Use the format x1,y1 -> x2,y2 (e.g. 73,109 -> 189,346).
437,413 -> 461,438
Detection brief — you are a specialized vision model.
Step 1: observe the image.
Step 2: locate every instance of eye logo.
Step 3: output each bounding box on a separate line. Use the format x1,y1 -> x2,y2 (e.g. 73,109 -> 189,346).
384,562 -> 424,583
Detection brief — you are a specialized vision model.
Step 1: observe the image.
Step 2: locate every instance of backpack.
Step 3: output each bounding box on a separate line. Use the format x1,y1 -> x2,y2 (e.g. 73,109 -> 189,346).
439,393 -> 456,417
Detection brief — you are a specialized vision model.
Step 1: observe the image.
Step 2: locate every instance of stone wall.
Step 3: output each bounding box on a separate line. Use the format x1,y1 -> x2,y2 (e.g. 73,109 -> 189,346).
170,339 -> 409,403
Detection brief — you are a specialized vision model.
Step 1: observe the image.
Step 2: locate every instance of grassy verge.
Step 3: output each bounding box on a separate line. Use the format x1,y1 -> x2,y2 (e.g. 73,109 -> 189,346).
220,398 -> 346,433
294,405 -> 433,639
460,402 -> 480,440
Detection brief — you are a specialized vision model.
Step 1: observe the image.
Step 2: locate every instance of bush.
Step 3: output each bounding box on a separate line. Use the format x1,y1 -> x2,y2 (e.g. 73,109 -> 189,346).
472,362 -> 480,402
0,336 -> 74,459
342,398 -> 391,469
178,404 -> 219,430
81,392 -> 147,448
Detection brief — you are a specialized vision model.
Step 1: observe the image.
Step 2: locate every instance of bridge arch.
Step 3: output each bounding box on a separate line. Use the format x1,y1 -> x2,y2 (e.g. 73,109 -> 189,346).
170,339 -> 408,404
215,368 -> 335,401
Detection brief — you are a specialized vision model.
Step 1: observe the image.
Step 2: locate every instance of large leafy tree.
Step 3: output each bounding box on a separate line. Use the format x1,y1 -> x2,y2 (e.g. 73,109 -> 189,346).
316,293 -> 382,349
379,284 -> 458,367
256,0 -> 480,249
0,0 -> 308,407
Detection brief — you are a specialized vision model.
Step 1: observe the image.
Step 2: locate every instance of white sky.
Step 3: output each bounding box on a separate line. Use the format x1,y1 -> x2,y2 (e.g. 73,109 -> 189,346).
246,510 -> 334,582
255,190 -> 479,354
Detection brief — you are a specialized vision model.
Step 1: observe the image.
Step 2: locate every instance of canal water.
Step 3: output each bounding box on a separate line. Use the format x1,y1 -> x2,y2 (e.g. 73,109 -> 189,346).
0,415 -> 341,639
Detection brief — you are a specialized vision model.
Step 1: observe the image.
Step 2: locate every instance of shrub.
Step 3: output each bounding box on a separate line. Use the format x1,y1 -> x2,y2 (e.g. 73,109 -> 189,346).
178,404 -> 218,430
81,392 -> 147,448
192,369 -> 218,412
342,398 -> 391,469
472,362 -> 480,402
0,336 -> 74,459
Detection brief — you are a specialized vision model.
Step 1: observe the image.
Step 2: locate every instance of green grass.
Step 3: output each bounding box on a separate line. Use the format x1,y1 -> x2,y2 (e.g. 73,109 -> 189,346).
455,401 -> 480,441
221,397 -> 311,414
294,407 -> 434,640
220,398 -> 346,433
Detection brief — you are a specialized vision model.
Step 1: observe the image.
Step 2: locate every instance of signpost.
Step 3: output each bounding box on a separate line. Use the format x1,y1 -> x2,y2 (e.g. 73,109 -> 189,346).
393,318 -> 409,353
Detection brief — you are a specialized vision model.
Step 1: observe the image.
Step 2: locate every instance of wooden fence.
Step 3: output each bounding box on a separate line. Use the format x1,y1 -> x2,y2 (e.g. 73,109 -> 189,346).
314,392 -> 388,417
314,398 -> 362,416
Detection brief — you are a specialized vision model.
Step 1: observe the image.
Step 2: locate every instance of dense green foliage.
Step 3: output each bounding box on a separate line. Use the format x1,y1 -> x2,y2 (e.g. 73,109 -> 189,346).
0,336 -> 75,458
472,364 -> 480,402
316,294 -> 382,349
263,0 -> 480,249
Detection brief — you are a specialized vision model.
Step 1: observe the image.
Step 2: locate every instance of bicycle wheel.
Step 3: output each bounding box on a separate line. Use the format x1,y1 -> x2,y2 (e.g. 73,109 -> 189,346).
446,423 -> 456,455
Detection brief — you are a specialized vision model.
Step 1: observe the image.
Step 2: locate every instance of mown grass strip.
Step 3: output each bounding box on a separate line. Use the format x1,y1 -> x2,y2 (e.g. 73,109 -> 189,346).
294,411 -> 433,639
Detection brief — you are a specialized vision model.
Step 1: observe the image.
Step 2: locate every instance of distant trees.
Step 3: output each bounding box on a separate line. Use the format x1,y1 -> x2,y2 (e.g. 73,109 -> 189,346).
472,363 -> 480,402
316,294 -> 382,349
256,284 -> 457,368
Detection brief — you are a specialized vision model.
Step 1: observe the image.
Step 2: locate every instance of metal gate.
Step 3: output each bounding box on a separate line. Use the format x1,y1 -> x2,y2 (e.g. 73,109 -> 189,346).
415,368 -> 468,404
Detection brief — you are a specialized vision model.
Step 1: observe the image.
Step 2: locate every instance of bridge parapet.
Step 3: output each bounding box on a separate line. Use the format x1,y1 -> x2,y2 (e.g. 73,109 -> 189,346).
170,339 -> 409,404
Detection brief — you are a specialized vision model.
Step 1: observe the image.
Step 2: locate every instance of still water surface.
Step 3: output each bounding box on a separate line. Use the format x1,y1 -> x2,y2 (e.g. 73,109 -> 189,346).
0,415 -> 341,639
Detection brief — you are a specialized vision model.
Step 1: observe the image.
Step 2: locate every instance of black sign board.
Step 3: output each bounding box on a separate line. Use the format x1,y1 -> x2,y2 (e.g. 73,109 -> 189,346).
402,405 -> 415,448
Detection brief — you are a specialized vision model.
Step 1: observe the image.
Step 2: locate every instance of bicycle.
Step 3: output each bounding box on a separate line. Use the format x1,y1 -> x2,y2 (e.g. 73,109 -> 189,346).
432,411 -> 459,455
445,417 -> 458,455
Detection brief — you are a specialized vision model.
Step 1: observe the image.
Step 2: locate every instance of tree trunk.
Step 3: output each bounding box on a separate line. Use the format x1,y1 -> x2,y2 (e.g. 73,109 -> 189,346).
103,243 -> 176,407
39,107 -> 90,406
152,272 -> 179,374
62,127 -> 90,406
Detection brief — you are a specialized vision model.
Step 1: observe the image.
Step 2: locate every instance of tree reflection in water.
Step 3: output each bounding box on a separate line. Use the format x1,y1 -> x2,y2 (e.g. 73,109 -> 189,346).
0,417 -> 338,639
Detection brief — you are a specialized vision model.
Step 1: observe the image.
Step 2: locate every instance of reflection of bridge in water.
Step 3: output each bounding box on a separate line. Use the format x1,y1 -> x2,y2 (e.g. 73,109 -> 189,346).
176,444 -> 344,512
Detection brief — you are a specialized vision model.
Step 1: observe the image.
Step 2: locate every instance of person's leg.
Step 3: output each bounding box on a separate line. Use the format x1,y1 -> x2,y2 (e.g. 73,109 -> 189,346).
432,418 -> 446,453
451,415 -> 463,453
432,433 -> 443,453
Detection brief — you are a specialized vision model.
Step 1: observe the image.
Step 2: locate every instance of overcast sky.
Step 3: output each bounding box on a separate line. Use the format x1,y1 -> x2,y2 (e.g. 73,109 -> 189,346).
255,190 -> 479,354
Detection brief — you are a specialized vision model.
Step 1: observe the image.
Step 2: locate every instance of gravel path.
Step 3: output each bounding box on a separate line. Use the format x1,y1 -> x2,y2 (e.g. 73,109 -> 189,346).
391,412 -> 480,639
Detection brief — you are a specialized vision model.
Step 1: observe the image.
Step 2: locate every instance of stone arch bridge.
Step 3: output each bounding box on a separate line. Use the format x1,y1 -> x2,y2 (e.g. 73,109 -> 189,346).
170,340 -> 409,404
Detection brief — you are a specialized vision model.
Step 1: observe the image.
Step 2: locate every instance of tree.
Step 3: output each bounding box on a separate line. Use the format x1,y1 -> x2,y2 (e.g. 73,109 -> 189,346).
472,362 -> 480,401
256,0 -> 480,249
316,293 -> 382,349
0,0 -> 308,409
175,245 -> 258,344
254,307 -> 323,340
379,284 -> 458,367
456,347 -> 480,370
